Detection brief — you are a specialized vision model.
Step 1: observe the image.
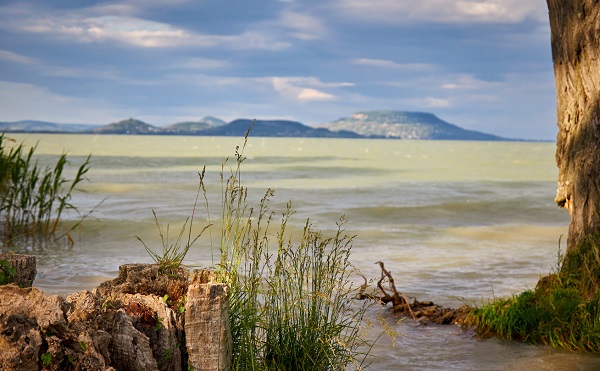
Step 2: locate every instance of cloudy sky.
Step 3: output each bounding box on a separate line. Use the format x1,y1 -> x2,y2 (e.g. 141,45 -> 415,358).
0,0 -> 555,140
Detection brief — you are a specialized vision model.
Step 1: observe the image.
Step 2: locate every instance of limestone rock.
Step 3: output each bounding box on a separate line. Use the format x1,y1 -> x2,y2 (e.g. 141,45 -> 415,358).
111,309 -> 160,371
0,265 -> 231,371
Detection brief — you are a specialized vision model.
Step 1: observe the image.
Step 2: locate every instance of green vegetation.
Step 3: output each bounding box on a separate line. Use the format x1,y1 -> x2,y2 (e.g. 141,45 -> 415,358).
467,236 -> 600,352
40,352 -> 52,366
0,134 -> 91,244
0,258 -> 16,285
213,133 -> 372,370
140,127 -> 374,369
135,201 -> 209,274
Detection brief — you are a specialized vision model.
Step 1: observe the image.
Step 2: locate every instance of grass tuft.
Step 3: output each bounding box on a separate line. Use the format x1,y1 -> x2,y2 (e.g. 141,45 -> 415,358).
140,125 -> 375,369
214,130 -> 373,370
467,235 -> 600,352
136,168 -> 211,274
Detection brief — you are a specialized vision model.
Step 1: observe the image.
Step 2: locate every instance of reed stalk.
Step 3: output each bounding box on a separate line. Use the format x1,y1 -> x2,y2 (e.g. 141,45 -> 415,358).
0,134 -> 91,244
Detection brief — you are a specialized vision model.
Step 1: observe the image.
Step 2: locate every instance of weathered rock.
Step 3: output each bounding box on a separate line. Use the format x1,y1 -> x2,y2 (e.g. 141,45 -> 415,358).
0,285 -> 65,370
99,264 -> 189,304
185,270 -> 232,371
120,293 -> 182,371
111,309 -> 160,371
0,265 -> 231,371
0,254 -> 36,288
0,284 -> 66,333
0,311 -> 43,370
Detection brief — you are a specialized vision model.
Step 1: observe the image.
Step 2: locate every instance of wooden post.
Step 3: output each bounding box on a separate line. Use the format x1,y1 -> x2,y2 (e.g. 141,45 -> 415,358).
185,270 -> 232,371
0,254 -> 36,287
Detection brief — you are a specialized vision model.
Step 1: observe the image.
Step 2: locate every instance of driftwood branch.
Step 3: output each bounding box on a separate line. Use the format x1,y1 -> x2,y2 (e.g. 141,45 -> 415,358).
357,261 -> 472,325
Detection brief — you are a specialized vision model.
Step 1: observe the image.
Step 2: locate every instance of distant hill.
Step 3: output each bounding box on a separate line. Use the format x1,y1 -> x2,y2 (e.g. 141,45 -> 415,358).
0,120 -> 98,133
164,121 -> 211,134
198,119 -> 363,138
199,116 -> 227,126
89,118 -> 167,135
320,111 -> 506,141
0,111 -> 514,141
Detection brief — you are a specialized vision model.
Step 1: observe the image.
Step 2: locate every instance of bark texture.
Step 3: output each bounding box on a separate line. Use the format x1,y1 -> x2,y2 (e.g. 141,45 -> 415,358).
185,271 -> 232,371
548,0 -> 600,251
0,253 -> 36,287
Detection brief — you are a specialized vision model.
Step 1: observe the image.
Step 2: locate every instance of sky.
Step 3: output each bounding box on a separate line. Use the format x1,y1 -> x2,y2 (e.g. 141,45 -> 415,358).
0,0 -> 556,140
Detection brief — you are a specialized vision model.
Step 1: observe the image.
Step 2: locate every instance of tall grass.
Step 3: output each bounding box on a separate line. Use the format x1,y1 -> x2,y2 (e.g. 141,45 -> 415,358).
0,134 -> 91,244
214,132 -> 373,370
138,128 -> 375,368
467,236 -> 600,352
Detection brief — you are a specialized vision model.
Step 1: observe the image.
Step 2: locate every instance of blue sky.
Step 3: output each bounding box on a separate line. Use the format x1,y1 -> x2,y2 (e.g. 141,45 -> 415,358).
0,0 -> 555,140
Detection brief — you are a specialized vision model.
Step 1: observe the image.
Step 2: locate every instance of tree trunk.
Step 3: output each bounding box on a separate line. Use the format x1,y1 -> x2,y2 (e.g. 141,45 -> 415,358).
547,0 -> 600,252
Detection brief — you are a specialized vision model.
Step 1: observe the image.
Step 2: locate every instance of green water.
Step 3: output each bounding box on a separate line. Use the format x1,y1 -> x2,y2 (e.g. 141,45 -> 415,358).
5,133 -> 599,370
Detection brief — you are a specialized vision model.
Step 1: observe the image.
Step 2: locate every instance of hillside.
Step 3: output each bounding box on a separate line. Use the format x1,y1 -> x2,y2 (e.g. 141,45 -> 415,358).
0,111 -> 512,141
197,119 -> 362,138
164,121 -> 211,134
320,111 -> 506,140
0,120 -> 97,133
89,118 -> 166,135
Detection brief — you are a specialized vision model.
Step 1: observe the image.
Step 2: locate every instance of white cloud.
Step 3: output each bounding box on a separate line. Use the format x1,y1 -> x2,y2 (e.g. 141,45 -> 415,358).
0,50 -> 36,65
335,0 -> 547,24
270,77 -> 354,101
12,15 -> 289,50
353,58 -> 434,71
297,88 -> 335,101
279,11 -> 328,40
423,96 -> 451,107
441,74 -> 502,90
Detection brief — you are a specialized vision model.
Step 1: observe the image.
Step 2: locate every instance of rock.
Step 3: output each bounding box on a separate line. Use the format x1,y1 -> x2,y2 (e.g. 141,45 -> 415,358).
99,264 -> 189,303
111,309 -> 160,371
120,293 -> 182,371
0,265 -> 232,371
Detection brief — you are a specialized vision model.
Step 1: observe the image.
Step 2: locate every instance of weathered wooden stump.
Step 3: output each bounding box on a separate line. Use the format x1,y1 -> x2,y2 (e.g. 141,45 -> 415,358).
0,253 -> 36,288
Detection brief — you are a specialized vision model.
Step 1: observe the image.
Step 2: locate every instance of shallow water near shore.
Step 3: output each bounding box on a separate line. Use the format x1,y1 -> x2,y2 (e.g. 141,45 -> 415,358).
6,133 -> 600,370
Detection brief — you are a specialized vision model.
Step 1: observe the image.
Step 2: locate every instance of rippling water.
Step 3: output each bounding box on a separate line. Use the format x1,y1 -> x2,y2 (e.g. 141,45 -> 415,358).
6,134 -> 600,370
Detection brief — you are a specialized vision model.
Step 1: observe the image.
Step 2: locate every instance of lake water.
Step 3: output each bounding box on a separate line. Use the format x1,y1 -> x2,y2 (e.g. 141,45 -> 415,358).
5,134 -> 600,370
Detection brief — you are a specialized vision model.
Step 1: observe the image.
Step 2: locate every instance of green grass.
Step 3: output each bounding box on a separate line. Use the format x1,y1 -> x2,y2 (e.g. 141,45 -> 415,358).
140,126 -> 375,369
135,169 -> 210,274
214,131 -> 373,370
0,134 -> 91,244
467,236 -> 600,352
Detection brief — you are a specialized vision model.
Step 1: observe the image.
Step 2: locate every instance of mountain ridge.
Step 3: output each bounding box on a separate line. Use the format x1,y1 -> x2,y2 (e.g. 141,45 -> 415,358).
0,111 -> 518,141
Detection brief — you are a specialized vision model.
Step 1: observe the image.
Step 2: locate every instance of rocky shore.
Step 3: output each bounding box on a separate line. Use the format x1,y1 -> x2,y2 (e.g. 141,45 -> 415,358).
0,255 -> 230,371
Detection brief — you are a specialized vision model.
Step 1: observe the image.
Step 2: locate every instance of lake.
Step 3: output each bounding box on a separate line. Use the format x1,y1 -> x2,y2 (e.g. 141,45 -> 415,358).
5,133 -> 600,370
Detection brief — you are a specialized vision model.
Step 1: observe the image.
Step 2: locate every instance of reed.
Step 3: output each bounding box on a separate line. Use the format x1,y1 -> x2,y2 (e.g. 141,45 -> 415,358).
0,134 -> 91,244
215,130 -> 373,370
467,237 -> 600,352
